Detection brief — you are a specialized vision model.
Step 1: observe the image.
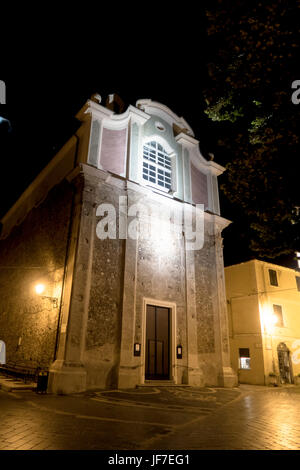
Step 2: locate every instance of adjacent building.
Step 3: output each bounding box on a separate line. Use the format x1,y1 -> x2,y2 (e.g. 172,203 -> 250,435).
225,260 -> 300,385
0,95 -> 237,394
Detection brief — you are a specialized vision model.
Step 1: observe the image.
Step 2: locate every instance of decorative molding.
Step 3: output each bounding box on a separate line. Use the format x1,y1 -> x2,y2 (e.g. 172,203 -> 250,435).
175,132 -> 199,147
76,100 -> 113,122
136,99 -> 194,137
207,160 -> 226,177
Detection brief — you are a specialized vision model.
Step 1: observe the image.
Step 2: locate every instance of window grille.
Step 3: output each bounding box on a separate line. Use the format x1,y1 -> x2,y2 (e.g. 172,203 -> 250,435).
142,141 -> 172,191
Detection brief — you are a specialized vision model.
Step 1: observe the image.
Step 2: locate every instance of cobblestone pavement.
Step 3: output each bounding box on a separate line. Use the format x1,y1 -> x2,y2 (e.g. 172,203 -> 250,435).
0,384 -> 300,450
145,385 -> 300,450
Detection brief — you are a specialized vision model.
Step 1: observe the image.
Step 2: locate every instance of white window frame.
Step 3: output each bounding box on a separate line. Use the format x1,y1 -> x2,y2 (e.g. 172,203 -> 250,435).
140,137 -> 177,194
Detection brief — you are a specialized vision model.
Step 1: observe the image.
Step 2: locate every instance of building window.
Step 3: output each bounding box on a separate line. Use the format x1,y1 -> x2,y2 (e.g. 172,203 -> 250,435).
296,277 -> 300,292
273,304 -> 284,327
142,141 -> 172,191
239,348 -> 251,369
269,269 -> 278,286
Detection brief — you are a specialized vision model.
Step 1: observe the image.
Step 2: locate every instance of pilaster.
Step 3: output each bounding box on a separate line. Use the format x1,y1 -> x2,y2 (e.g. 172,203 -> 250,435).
117,189 -> 140,388
212,215 -> 238,388
184,229 -> 204,387
48,168 -> 96,394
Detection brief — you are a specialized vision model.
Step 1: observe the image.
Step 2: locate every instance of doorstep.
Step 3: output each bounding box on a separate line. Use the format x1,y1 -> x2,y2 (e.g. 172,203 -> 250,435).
138,380 -> 191,387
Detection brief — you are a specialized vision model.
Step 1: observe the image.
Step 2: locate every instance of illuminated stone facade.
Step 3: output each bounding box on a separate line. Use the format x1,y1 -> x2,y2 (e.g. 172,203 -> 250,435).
0,96 -> 237,393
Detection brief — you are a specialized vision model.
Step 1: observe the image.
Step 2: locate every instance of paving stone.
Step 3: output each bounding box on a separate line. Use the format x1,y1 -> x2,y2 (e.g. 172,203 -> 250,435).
1,385 -> 300,450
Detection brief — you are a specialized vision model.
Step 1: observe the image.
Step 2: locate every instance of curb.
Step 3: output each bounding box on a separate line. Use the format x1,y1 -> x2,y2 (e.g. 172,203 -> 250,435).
0,379 -> 36,392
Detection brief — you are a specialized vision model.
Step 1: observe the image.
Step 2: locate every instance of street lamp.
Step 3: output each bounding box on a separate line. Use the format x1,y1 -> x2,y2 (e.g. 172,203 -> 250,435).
265,313 -> 278,328
34,283 -> 58,308
262,306 -> 278,332
262,305 -> 278,379
35,284 -> 45,295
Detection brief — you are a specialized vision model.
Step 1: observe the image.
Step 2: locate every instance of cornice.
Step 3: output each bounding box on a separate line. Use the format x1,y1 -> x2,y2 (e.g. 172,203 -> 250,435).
76,100 -> 114,122
207,160 -> 226,176
175,132 -> 199,147
136,99 -> 194,137
76,100 -> 151,129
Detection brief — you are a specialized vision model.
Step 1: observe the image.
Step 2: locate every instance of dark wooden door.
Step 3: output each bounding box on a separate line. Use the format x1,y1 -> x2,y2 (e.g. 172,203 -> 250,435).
145,305 -> 170,380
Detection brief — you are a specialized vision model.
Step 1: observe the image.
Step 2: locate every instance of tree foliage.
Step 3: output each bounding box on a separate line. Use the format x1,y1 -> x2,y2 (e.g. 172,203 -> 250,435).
203,0 -> 300,259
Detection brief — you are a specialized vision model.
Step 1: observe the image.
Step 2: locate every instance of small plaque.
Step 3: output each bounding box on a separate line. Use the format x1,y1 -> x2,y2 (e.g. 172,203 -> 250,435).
134,343 -> 141,357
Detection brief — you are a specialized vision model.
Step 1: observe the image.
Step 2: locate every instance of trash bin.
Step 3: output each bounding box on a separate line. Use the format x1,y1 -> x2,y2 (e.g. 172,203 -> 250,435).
36,371 -> 48,394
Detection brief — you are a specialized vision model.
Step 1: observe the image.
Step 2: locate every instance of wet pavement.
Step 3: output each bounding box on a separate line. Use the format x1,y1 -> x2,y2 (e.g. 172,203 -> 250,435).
0,384 -> 300,450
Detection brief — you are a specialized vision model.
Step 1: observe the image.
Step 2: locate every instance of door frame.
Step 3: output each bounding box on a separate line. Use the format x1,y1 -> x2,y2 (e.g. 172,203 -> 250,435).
277,342 -> 293,384
141,298 -> 177,384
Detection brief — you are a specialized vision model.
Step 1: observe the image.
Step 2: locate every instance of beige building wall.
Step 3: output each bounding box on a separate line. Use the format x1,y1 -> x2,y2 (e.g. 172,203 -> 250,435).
226,260 -> 300,385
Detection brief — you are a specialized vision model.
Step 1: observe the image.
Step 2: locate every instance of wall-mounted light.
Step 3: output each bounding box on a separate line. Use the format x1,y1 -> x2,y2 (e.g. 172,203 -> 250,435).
260,303 -> 279,335
35,284 -> 45,295
35,283 -> 58,308
263,310 -> 278,329
134,343 -> 141,357
177,345 -> 183,359
268,315 -> 278,326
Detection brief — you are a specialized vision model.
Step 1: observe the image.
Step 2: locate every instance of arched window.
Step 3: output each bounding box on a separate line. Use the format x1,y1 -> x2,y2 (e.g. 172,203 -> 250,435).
142,141 -> 172,191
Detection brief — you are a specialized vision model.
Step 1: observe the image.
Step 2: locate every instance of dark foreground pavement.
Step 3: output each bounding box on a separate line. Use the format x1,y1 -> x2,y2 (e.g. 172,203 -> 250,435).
0,384 -> 300,450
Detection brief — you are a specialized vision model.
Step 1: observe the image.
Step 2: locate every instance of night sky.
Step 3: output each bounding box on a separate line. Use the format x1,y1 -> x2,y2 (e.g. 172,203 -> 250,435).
0,4 -> 298,268
0,65 -> 215,214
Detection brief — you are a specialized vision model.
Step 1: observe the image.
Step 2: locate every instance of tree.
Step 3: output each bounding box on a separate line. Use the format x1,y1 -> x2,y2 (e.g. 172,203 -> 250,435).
203,0 -> 300,260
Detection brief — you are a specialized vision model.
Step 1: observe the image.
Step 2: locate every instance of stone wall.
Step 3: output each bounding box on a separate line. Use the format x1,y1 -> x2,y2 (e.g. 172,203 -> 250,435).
194,225 -> 221,385
0,180 -> 74,371
83,178 -> 125,389
45,166 -> 235,392
81,172 -> 231,389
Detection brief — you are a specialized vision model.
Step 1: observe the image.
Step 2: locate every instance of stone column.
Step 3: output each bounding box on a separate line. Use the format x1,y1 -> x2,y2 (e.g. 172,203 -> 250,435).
184,214 -> 204,387
213,216 -> 237,388
117,188 -> 140,389
48,169 -> 96,394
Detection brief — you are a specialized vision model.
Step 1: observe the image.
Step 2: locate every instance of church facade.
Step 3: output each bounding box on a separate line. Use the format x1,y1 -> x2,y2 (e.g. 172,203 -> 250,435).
0,96 -> 237,393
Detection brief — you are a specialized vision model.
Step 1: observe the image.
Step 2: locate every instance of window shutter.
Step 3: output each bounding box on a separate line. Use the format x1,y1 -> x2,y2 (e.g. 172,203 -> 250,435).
269,269 -> 278,286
